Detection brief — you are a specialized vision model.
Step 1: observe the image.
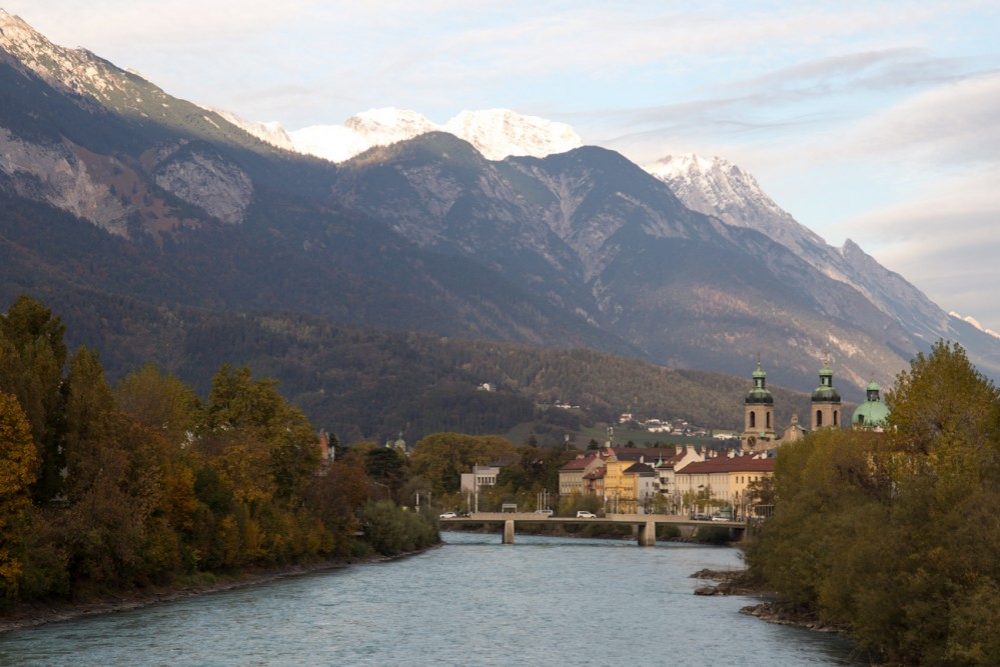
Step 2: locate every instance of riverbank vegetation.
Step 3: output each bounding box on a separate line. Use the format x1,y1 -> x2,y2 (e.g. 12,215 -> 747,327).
746,342 -> 1000,665
0,296 -> 437,612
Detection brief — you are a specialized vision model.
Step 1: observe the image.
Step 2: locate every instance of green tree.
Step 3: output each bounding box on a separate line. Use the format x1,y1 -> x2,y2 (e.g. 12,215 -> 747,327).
205,365 -> 319,501
409,432 -> 515,493
116,364 -> 200,447
748,342 -> 1000,665
365,448 -> 408,498
0,296 -> 68,501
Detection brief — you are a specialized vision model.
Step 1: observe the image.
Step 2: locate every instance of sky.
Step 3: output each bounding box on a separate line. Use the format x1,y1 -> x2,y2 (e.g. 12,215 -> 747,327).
5,0 -> 1000,331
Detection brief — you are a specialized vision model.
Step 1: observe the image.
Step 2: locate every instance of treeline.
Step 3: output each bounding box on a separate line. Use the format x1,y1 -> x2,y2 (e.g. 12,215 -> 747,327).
747,342 -> 1000,665
0,296 -> 437,608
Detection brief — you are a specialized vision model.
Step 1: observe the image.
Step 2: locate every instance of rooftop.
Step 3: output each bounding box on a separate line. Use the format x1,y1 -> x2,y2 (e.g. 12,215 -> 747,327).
676,457 -> 775,475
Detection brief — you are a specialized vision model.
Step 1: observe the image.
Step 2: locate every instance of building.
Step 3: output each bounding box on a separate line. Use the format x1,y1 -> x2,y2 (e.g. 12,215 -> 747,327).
623,462 -> 658,513
811,360 -> 842,430
603,457 -> 638,513
558,452 -> 607,495
780,414 -> 807,443
385,432 -> 407,454
654,445 -> 705,511
460,464 -> 500,493
852,381 -> 890,431
674,453 -> 775,517
741,361 -> 776,450
582,466 -> 605,497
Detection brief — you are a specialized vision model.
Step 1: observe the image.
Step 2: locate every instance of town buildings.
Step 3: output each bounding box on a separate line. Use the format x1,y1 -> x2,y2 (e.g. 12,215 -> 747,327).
554,358 -> 889,516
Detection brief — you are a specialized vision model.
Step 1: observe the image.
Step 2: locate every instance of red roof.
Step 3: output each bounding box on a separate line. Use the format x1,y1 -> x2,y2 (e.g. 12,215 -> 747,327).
583,467 -> 606,479
559,454 -> 599,471
676,457 -> 775,475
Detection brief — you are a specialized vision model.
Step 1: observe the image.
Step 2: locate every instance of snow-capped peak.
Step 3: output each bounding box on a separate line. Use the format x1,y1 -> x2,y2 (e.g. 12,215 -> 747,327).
210,108 -> 295,151
949,311 -> 1000,340
343,107 -> 437,142
443,109 -> 582,160
290,108 -> 434,163
645,154 -> 787,221
286,107 -> 581,163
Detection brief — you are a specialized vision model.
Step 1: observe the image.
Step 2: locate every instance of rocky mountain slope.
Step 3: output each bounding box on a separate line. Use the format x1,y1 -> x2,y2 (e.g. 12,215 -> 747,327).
2,8 -> 997,423
0,9 -> 629,357
332,134 -> 917,389
648,154 -> 1000,378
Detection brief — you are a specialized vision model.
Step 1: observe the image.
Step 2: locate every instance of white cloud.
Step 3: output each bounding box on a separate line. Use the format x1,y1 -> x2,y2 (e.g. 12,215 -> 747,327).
831,71 -> 1000,166
843,167 -> 1000,330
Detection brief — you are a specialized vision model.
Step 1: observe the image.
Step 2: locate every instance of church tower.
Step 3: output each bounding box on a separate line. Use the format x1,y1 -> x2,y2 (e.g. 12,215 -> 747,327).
741,360 -> 775,450
811,358 -> 842,430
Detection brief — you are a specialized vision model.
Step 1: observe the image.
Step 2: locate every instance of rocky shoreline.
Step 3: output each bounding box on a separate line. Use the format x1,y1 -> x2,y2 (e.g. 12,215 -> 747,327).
0,544 -> 441,634
739,601 -> 845,633
690,568 -> 846,634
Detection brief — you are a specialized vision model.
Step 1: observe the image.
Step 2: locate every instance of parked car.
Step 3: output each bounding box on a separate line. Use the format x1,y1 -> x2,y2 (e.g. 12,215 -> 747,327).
689,513 -> 712,521
534,509 -> 554,516
710,515 -> 730,522
439,512 -> 457,519
576,511 -> 597,518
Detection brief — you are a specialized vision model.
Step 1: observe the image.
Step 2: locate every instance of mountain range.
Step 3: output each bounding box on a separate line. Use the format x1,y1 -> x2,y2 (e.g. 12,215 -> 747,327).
1,9 -> 997,439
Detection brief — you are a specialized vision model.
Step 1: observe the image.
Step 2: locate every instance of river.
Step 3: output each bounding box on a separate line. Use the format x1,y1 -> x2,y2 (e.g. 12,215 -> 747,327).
0,532 -> 862,666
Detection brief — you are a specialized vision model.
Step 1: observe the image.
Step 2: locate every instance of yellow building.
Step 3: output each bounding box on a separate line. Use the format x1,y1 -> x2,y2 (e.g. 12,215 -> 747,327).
674,454 -> 774,518
603,458 -> 638,513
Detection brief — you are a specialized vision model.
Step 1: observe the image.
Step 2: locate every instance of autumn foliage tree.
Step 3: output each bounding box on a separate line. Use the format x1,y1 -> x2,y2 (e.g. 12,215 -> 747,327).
0,392 -> 38,601
0,296 -> 438,607
747,342 -> 1000,665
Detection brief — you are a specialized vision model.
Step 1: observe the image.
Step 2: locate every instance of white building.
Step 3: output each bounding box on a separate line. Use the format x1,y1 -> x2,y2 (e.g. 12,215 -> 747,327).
460,464 -> 500,493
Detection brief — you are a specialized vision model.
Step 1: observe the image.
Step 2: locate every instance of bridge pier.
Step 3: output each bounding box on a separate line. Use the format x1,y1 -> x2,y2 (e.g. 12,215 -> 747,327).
502,519 -> 515,544
638,520 -> 656,546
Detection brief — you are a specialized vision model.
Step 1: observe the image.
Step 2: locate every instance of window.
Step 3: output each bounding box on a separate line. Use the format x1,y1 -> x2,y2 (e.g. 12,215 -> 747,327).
833,410 -> 839,426
766,412 -> 771,429
749,411 -> 756,428
816,410 -> 823,427
858,414 -> 865,425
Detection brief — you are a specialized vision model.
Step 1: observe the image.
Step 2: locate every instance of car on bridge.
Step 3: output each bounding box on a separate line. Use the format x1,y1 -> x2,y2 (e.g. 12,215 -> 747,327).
439,512 -> 457,519
576,511 -> 597,518
690,513 -> 712,521
534,509 -> 554,516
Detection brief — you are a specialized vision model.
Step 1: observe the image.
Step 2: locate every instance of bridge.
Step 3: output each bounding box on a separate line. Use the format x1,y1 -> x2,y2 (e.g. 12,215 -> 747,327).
439,513 -> 746,546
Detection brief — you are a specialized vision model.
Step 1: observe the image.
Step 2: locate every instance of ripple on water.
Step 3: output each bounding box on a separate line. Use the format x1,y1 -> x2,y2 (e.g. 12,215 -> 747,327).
0,532 -> 863,666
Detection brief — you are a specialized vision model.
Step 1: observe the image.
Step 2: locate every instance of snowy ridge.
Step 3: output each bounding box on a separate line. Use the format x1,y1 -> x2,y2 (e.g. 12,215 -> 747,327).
646,152 -> 965,349
645,154 -> 829,259
276,107 -> 582,163
949,311 -> 1000,340
443,109 -> 582,160
210,108 -> 295,151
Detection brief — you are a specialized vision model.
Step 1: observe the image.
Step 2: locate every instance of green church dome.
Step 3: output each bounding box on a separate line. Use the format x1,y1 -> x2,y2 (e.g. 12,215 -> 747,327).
745,361 -> 773,405
811,362 -> 840,403
853,381 -> 890,428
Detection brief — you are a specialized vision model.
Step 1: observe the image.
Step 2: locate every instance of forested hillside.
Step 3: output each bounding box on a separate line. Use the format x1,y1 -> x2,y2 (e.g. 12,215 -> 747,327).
0,290 -> 818,443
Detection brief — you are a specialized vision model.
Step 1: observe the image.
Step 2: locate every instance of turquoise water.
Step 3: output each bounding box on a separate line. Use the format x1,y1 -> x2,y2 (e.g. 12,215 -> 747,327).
0,532 -> 862,666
